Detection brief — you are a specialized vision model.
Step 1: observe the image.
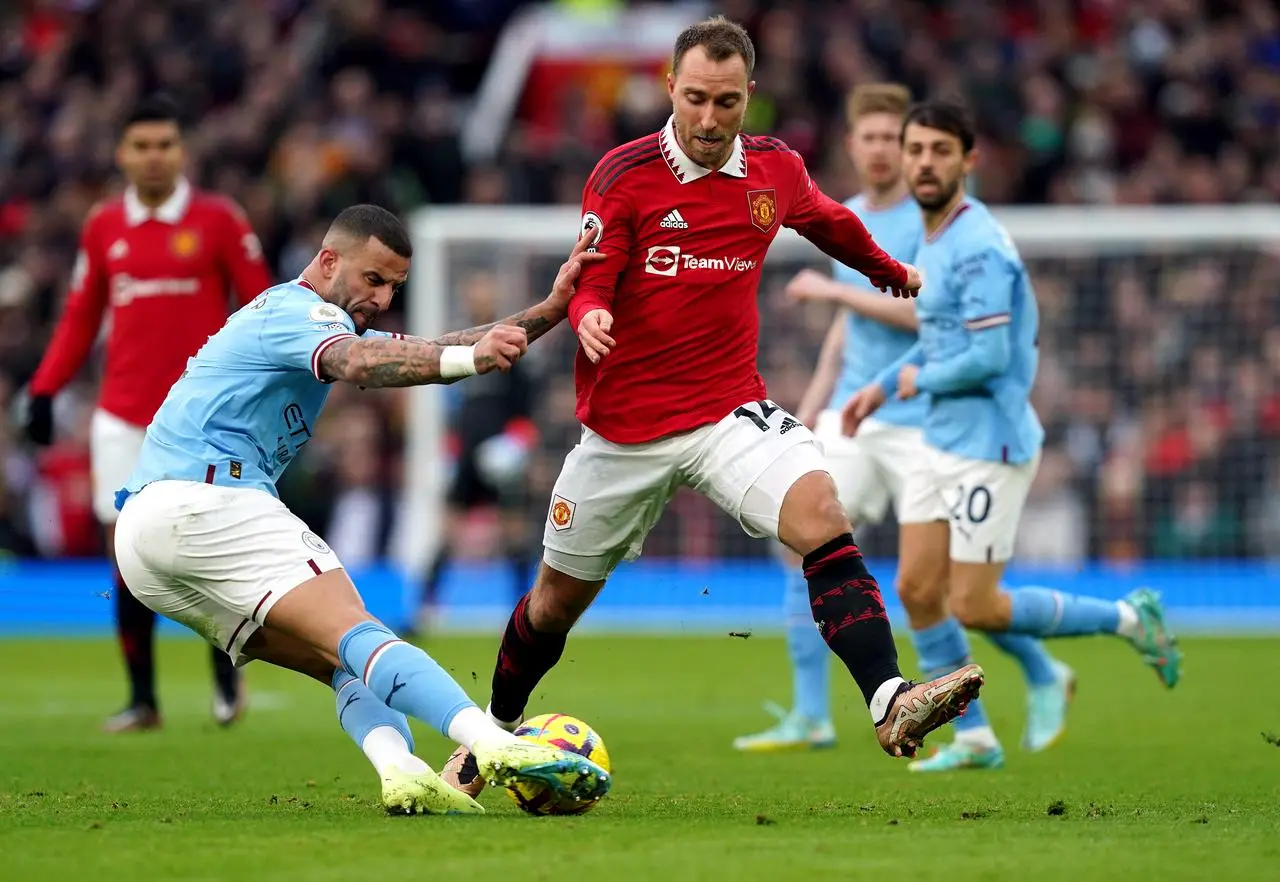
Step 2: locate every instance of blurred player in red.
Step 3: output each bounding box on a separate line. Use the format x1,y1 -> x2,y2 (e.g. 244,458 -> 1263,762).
25,94 -> 273,732
442,16 -> 986,797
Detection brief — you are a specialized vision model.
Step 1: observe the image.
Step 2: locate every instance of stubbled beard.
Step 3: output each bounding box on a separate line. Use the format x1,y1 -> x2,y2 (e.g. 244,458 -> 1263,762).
912,177 -> 960,210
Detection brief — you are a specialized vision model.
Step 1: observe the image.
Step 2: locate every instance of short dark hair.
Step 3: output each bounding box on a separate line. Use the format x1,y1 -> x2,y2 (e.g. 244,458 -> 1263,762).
902,97 -> 976,152
124,93 -> 184,134
329,204 -> 413,259
673,16 -> 755,76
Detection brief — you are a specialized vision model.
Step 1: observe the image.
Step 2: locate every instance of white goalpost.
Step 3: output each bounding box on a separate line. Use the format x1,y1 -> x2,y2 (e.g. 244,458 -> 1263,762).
399,204 -> 1280,580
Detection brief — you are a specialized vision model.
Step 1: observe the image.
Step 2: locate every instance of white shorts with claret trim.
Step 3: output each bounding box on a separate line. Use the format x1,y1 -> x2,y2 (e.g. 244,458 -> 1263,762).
898,446 -> 1040,564
91,409 -> 147,524
812,411 -> 928,525
542,400 -> 827,582
114,480 -> 344,664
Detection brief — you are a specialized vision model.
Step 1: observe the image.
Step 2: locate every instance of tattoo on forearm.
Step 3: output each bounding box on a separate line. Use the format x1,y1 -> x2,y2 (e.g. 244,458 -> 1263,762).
429,302 -> 560,347
320,336 -> 507,387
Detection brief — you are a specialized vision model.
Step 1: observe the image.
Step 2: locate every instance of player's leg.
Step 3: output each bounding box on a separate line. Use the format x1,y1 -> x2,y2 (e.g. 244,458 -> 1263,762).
875,424 -> 1066,751
898,447 -> 1021,771
732,542 -> 836,752
874,432 -> 1000,770
734,411 -> 887,752
488,428 -> 679,728
117,480 -> 609,808
92,409 -> 162,732
237,626 -> 472,814
444,428 -> 680,797
982,619 -> 1069,752
695,401 -> 982,758
262,563 -> 607,804
944,451 -> 1180,683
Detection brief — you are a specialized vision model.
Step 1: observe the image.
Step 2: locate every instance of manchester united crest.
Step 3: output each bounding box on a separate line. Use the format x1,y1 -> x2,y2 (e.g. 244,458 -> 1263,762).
747,189 -> 777,232
548,495 -> 576,532
170,228 -> 200,258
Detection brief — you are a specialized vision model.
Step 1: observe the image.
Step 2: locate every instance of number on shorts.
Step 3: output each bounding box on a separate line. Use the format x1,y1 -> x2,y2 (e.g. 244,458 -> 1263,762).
950,484 -> 992,524
733,400 -> 780,432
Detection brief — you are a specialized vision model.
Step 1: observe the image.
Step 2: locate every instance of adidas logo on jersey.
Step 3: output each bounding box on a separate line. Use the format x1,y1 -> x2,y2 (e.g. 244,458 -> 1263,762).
660,209 -> 689,230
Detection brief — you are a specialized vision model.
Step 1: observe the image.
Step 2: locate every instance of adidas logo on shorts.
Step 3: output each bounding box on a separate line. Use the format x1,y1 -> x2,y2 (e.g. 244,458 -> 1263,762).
660,209 -> 689,230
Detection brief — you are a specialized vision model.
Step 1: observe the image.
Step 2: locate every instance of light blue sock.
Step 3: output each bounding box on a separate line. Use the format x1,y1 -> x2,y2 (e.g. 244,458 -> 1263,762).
985,632 -> 1057,688
784,570 -> 829,721
338,621 -> 477,737
1008,587 -> 1120,637
332,669 -> 414,750
911,617 -> 991,736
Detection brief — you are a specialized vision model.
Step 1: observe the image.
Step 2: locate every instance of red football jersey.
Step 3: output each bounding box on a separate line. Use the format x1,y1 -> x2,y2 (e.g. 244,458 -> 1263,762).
569,119 -> 908,444
30,178 -> 273,426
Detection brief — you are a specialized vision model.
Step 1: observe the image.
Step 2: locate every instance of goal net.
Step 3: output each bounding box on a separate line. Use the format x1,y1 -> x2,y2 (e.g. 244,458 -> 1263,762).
404,205 -> 1280,630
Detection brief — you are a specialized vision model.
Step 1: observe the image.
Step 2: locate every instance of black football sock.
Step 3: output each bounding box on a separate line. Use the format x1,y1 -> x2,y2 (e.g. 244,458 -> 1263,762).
115,570 -> 157,710
804,533 -> 903,707
489,593 -> 567,724
210,644 -> 239,703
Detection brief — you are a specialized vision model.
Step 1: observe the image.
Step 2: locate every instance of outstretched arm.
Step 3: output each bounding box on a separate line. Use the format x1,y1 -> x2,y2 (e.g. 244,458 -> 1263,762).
319,326 -> 527,388
781,152 -> 917,296
417,226 -> 605,348
319,229 -> 605,388
428,299 -> 563,348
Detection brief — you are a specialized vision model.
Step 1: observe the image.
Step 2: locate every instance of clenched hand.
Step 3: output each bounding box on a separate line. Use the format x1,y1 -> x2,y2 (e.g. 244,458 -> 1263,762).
474,325 -> 528,373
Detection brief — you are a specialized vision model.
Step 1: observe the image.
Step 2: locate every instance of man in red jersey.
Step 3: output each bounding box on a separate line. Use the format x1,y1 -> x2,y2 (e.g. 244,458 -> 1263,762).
442,17 -> 985,796
25,94 -> 273,732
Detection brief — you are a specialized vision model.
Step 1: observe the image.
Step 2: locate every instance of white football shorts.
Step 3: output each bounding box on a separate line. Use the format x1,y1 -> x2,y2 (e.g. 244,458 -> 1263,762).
114,480 -> 344,664
542,399 -> 827,581
813,410 -> 927,525
898,445 -> 1041,564
90,408 -> 148,524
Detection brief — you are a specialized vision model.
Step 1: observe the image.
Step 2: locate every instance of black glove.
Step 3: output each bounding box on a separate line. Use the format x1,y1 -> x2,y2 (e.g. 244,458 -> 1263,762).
25,394 -> 53,446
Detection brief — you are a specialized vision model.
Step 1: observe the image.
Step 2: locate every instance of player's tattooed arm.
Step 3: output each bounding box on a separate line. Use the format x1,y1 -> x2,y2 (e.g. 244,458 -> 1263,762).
319,328 -> 526,388
428,302 -> 559,348
430,229 -> 603,348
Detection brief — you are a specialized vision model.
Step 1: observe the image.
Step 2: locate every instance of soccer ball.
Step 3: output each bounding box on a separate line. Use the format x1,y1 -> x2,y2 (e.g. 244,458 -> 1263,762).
506,713 -> 611,815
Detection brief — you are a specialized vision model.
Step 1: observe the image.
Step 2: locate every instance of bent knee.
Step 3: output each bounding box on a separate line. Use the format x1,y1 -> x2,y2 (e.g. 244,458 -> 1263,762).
949,593 -> 1005,631
896,569 -> 945,617
526,564 -> 602,633
779,471 -> 852,553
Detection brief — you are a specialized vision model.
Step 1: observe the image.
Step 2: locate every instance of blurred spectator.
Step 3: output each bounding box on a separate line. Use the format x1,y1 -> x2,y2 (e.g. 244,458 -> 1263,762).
2,0 -> 1279,564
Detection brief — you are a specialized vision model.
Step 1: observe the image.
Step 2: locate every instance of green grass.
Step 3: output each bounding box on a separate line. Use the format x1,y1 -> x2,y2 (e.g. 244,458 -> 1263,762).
2,634 -> 1278,881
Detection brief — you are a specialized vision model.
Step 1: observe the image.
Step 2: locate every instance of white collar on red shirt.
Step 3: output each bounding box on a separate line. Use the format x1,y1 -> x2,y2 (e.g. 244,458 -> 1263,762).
124,176 -> 192,226
659,116 -> 747,184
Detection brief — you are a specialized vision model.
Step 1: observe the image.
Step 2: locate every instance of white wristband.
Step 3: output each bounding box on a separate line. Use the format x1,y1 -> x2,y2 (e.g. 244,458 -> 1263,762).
440,344 -> 478,378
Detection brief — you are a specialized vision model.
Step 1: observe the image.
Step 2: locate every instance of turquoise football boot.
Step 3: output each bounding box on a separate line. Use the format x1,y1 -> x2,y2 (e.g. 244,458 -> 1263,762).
732,702 -> 837,753
908,740 -> 1005,772
1123,588 -> 1182,688
1022,660 -> 1076,752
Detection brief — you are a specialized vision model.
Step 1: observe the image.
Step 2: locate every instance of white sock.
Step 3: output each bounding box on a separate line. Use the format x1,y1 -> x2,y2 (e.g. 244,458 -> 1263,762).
868,677 -> 906,724
1116,601 -> 1141,639
448,704 -> 518,750
486,702 -> 523,732
361,726 -> 428,777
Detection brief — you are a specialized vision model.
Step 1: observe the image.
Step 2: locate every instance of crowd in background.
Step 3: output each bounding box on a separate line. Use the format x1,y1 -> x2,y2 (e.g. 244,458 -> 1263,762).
2,0 -> 1279,564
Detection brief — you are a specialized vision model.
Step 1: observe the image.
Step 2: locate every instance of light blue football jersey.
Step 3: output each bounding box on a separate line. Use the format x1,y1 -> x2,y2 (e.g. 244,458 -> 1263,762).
874,197 -> 1044,464
827,193 -> 925,426
117,280 -> 392,507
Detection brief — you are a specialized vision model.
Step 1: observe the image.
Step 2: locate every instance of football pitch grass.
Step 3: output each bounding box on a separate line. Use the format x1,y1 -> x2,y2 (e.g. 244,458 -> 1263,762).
2,634 -> 1277,881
